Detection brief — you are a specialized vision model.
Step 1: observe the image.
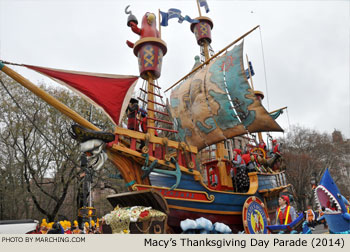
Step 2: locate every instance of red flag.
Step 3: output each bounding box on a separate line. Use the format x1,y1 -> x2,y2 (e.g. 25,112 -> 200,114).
24,65 -> 138,125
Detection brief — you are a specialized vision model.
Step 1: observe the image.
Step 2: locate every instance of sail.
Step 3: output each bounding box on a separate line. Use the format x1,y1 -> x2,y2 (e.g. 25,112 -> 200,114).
270,108 -> 284,120
24,65 -> 138,125
170,42 -> 282,150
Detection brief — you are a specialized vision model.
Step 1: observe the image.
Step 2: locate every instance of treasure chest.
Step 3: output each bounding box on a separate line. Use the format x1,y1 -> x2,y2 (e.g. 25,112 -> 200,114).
101,190 -> 169,234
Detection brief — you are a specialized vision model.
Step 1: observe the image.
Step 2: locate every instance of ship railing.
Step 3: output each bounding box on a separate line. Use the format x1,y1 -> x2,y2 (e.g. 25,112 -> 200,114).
257,171 -> 290,196
107,126 -> 198,172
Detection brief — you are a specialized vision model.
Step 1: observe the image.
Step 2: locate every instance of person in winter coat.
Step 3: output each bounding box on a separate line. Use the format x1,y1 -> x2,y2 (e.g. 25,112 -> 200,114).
306,205 -> 316,230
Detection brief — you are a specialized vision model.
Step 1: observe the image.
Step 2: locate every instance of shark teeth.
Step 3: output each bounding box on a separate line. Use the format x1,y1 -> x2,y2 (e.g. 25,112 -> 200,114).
315,185 -> 342,214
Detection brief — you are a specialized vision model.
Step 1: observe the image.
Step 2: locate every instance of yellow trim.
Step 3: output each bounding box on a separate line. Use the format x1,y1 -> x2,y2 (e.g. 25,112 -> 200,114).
132,184 -> 215,203
133,37 -> 168,57
276,206 -> 290,225
113,127 -> 197,154
254,90 -> 264,99
285,206 -> 290,225
132,172 -> 258,200
190,16 -> 214,31
258,185 -> 290,194
250,147 -> 266,159
194,172 -> 259,196
168,204 -> 241,215
258,170 -> 286,176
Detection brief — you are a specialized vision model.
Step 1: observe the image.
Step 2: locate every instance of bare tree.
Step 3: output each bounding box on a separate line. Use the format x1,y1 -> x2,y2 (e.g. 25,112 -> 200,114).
0,73 -> 125,221
282,125 -> 347,210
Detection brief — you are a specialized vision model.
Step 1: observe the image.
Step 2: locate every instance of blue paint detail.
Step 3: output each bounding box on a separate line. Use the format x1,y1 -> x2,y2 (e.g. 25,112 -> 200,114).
141,155 -> 158,180
301,221 -> 312,234
315,168 -> 350,234
149,172 -> 261,213
270,109 -> 284,120
170,97 -> 180,108
267,213 -> 305,233
0,61 -> 4,70
329,229 -> 350,234
207,54 -> 242,131
257,174 -> 279,190
125,180 -> 135,187
196,117 -> 216,134
208,90 -> 241,130
153,157 -> 181,190
246,201 -> 269,234
220,43 -> 255,127
174,117 -> 190,142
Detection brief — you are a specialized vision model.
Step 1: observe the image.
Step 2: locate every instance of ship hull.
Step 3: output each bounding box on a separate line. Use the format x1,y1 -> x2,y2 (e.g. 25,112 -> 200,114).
133,171 -> 289,233
134,172 -> 258,232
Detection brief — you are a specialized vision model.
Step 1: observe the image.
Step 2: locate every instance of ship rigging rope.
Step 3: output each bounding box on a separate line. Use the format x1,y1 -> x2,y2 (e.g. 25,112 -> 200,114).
258,27 -> 270,111
0,78 -> 81,168
0,60 -> 23,67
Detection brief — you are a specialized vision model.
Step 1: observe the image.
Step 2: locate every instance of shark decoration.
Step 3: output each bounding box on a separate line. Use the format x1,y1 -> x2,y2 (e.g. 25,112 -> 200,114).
313,169 -> 350,234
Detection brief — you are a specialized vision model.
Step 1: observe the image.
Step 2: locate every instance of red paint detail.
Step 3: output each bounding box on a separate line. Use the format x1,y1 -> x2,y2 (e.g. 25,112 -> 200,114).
154,145 -> 163,160
242,196 -> 270,234
220,56 -> 235,72
148,143 -> 153,157
135,186 -> 211,202
106,135 -> 118,148
204,161 -> 222,190
24,65 -> 137,125
192,21 -> 212,45
137,44 -> 163,79
140,14 -> 160,38
127,13 -> 160,46
130,138 -> 137,150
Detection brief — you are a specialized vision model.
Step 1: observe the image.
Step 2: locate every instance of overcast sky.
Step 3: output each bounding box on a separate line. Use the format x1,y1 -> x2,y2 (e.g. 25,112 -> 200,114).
0,0 -> 349,139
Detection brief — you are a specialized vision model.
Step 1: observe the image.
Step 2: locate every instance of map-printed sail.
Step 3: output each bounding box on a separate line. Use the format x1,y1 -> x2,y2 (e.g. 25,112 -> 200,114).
170,42 -> 282,150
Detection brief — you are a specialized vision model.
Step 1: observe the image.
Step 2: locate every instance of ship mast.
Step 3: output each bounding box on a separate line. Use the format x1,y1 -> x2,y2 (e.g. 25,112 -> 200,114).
190,2 -> 231,185
132,34 -> 167,138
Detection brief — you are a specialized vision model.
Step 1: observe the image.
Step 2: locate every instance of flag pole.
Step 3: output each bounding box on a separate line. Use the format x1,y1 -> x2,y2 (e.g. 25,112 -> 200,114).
165,25 -> 260,92
246,54 -> 254,90
158,9 -> 161,39
0,62 -> 100,131
269,106 -> 287,114
196,0 -> 202,16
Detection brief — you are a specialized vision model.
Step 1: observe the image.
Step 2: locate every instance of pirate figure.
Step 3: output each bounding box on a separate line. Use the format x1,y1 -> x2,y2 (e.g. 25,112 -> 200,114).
126,98 -> 139,130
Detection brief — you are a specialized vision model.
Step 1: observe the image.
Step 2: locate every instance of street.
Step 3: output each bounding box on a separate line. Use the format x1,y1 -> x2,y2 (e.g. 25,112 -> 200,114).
311,223 -> 329,234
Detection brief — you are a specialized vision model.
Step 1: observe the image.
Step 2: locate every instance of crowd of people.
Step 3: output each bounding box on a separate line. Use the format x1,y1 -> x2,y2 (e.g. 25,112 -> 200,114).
38,219 -> 101,234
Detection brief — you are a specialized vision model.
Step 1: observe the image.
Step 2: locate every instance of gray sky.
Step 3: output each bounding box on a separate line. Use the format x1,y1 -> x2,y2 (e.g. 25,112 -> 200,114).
0,0 -> 349,139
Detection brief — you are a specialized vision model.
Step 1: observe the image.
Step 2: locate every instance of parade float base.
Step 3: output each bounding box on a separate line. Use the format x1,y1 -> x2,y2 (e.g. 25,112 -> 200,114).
102,190 -> 169,234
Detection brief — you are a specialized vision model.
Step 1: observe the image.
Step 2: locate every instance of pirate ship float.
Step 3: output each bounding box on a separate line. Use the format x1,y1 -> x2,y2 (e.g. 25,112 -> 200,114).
0,1 -> 291,233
